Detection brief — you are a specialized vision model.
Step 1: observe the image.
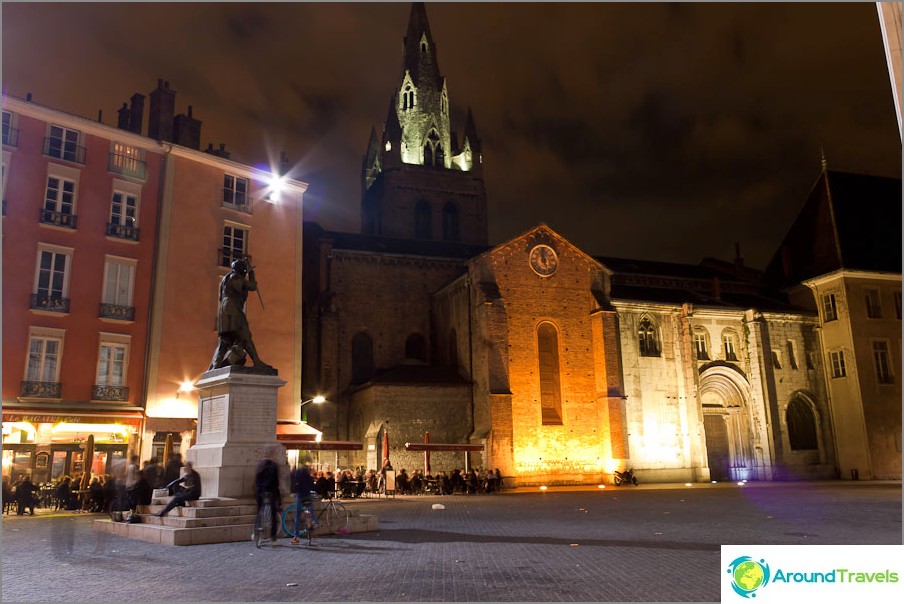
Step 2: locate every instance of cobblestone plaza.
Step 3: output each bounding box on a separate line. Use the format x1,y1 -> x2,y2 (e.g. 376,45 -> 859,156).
2,482 -> 901,602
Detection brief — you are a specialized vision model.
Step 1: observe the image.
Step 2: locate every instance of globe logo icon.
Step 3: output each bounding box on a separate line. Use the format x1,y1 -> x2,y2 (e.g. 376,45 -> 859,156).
726,556 -> 771,598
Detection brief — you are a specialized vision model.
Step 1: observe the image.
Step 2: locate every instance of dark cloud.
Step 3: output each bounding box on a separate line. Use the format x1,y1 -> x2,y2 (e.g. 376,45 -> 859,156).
2,2 -> 899,270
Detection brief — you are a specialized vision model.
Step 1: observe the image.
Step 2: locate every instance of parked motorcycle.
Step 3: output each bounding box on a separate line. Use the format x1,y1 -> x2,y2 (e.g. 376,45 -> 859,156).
613,468 -> 638,486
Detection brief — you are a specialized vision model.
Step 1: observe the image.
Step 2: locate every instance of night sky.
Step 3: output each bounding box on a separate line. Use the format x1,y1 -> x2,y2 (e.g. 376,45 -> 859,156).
2,2 -> 900,269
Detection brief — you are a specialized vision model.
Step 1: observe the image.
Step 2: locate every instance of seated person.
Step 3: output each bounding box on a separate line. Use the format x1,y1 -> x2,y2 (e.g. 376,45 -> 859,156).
314,472 -> 330,499
156,462 -> 201,517
396,469 -> 410,495
337,470 -> 353,498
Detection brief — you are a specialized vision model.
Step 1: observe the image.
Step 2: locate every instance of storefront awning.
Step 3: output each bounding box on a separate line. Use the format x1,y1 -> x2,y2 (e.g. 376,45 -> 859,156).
2,409 -> 144,423
275,421 -> 322,442
404,443 -> 485,452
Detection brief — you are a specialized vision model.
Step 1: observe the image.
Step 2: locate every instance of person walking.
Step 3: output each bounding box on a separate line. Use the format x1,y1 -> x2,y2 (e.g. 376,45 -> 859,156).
290,464 -> 316,545
254,454 -> 281,542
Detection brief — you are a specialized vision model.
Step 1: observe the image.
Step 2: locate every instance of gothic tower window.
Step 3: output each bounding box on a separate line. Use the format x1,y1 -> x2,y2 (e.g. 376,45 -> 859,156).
414,200 -> 432,239
351,332 -> 374,384
423,130 -> 443,167
537,322 -> 564,425
786,397 -> 818,450
442,202 -> 459,242
402,85 -> 415,111
638,317 -> 660,357
405,333 -> 427,362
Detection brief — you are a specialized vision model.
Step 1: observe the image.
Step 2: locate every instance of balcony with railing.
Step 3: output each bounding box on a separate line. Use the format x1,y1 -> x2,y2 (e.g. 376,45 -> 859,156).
20,381 -> 62,398
2,126 -> 18,148
106,221 -> 140,241
30,293 -> 70,313
220,188 -> 252,214
43,137 -> 86,164
108,152 -> 147,180
40,208 -> 77,229
99,302 -> 135,321
92,384 -> 130,402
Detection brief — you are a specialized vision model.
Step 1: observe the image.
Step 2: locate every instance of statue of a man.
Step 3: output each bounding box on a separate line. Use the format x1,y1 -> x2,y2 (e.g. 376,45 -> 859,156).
209,259 -> 273,372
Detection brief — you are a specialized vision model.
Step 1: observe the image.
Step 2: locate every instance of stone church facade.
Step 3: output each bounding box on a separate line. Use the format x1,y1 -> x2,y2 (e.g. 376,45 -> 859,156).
302,3 -> 894,485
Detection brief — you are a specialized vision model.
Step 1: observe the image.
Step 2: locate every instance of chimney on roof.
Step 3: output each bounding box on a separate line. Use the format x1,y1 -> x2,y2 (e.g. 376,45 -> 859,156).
279,151 -> 291,176
710,276 -> 722,301
148,79 -> 175,141
26,92 -> 32,102
173,105 -> 202,150
117,103 -> 130,130
203,142 -> 231,159
128,93 -> 145,135
97,109 -> 103,123
733,242 -> 744,271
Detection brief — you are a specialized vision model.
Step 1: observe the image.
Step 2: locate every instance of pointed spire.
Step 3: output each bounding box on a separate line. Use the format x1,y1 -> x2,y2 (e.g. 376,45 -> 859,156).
819,145 -> 828,171
365,126 -> 380,167
402,2 -> 440,87
464,107 -> 481,153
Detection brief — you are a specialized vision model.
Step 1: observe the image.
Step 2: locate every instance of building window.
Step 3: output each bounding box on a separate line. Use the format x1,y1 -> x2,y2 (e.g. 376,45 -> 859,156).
865,288 -> 882,319
830,350 -> 846,379
2,110 -> 17,147
44,124 -> 84,163
442,203 -> 460,242
108,143 -> 146,179
787,340 -> 798,370
32,247 -> 71,313
402,84 -> 415,111
414,200 -> 431,239
638,317 -> 660,357
872,340 -> 894,384
108,190 -> 139,240
423,130 -> 444,167
351,332 -> 374,384
786,398 -> 818,450
537,322 -> 563,425
96,342 -> 128,387
100,257 -> 136,321
722,330 -> 739,362
895,291 -> 902,320
821,293 -> 838,322
222,174 -> 250,212
42,176 -> 77,228
693,327 -> 709,360
23,327 -> 65,397
771,350 -> 782,369
221,224 -> 248,267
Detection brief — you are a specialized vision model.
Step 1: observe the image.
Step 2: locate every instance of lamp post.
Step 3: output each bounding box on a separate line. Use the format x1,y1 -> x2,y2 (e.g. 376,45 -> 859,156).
300,395 -> 326,423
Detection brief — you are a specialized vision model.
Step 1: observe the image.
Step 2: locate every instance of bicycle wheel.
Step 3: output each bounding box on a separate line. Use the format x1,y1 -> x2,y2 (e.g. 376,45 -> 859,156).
254,501 -> 271,548
281,504 -> 298,538
316,500 -> 349,533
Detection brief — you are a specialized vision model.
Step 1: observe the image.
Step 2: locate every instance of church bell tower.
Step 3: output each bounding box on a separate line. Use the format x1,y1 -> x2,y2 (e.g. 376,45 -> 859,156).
361,2 -> 488,245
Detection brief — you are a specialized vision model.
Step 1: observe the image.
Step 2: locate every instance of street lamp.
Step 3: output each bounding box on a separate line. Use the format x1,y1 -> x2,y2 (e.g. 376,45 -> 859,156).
300,395 -> 326,422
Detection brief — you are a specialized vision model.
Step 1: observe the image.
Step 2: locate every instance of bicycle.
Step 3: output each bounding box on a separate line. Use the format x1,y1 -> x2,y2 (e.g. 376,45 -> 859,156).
252,492 -> 277,548
281,492 -> 349,541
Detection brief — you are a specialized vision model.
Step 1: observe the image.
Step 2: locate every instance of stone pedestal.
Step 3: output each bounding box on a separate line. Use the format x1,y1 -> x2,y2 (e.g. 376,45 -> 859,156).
187,366 -> 288,498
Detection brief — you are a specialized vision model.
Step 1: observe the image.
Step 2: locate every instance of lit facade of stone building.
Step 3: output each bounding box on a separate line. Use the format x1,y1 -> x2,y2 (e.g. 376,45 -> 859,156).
301,3 -> 891,485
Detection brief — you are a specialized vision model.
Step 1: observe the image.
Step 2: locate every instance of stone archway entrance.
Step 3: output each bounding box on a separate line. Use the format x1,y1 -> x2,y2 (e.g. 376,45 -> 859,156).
699,367 -> 755,482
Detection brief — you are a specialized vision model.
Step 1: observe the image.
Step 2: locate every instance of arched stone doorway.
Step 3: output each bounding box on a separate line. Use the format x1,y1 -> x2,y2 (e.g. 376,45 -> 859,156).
699,366 -> 756,482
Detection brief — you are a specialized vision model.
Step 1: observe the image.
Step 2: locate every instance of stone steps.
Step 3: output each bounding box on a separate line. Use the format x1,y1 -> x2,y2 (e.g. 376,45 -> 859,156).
92,496 -> 379,546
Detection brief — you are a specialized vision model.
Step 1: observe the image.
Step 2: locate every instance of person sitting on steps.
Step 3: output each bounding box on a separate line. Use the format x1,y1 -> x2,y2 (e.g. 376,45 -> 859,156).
156,462 -> 201,517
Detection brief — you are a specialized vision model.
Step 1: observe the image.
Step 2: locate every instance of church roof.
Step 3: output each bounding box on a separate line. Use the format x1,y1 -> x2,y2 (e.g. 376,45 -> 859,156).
764,169 -> 902,287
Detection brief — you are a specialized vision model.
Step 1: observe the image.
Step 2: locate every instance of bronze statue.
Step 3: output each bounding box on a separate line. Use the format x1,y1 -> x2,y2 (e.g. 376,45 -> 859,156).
209,258 -> 274,373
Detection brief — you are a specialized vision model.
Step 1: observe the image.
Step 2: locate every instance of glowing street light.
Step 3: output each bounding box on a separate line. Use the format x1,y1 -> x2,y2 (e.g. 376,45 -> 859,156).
300,395 -> 326,422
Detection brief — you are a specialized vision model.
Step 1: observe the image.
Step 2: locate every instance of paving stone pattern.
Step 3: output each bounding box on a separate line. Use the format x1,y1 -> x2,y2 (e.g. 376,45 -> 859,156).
2,482 -> 901,602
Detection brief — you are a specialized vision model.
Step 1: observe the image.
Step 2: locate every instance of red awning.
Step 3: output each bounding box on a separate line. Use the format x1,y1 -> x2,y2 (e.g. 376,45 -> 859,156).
282,440 -> 363,451
404,443 -> 485,452
275,422 -> 321,442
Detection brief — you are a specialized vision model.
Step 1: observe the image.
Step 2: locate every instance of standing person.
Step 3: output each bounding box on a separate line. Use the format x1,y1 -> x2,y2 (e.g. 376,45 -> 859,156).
2,475 -> 12,514
143,457 -> 161,489
156,462 -> 201,517
125,455 -> 139,508
15,475 -> 38,516
208,259 -> 272,371
290,463 -> 316,545
254,454 -> 281,541
164,453 -> 183,495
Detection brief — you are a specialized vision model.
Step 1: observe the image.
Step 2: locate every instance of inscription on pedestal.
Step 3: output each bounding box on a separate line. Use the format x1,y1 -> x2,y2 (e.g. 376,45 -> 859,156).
233,400 -> 272,434
201,397 -> 226,433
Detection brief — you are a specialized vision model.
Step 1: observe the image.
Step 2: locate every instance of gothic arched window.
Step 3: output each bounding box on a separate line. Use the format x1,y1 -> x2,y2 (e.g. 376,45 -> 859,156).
442,203 -> 459,242
787,397 -> 818,450
402,85 -> 415,111
638,317 -> 660,357
351,332 -> 374,384
537,322 -> 563,425
423,130 -> 443,167
405,333 -> 427,362
414,200 -> 431,239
